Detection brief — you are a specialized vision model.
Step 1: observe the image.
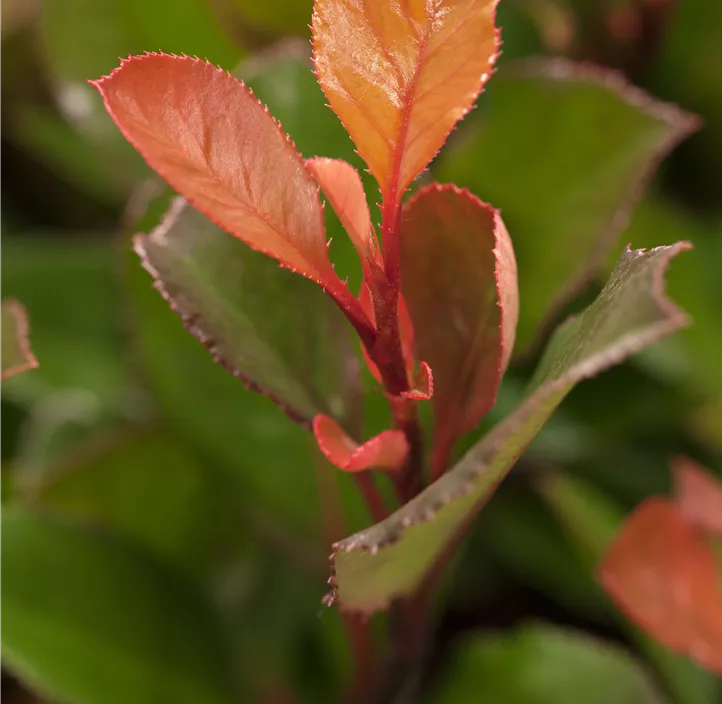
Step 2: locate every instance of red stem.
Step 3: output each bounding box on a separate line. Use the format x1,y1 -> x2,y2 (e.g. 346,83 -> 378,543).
354,473 -> 392,524
342,613 -> 377,704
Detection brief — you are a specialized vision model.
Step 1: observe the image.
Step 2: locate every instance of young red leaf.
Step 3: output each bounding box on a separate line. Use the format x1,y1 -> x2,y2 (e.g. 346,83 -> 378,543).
599,498 -> 722,675
401,361 -> 433,401
400,184 -> 517,471
312,0 -> 499,207
306,157 -> 380,267
313,414 -> 408,473
673,456 -> 722,538
92,54 -> 370,332
2,299 -> 39,381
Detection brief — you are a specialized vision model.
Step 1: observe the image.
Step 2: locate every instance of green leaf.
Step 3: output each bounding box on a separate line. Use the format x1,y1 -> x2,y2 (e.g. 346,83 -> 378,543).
135,196 -> 353,424
540,472 -> 722,704
2,299 -> 38,381
2,508 -> 241,704
30,427 -> 247,581
2,238 -> 128,402
329,243 -> 689,613
430,623 -> 665,704
437,58 -> 698,351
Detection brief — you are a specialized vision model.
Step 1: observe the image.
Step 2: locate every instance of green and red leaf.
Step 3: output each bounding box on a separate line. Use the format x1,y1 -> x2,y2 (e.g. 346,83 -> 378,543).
400,184 -> 517,473
598,499 -> 722,675
92,53 -> 371,334
312,0 -> 499,207
327,243 -> 690,613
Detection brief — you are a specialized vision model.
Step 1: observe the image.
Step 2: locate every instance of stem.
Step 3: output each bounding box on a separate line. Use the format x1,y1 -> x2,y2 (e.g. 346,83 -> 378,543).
355,473 -> 393,524
430,432 -> 454,483
342,613 -> 377,704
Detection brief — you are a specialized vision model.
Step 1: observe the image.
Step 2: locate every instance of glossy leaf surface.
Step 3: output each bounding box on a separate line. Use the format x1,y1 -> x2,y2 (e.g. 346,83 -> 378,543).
2,509 -> 239,704
599,499 -> 722,675
2,299 -> 38,380
431,624 -> 664,704
673,456 -> 722,537
329,244 -> 689,613
136,197 -> 352,424
439,58 -> 698,350
400,185 -> 517,461
313,414 -> 408,472
313,0 -> 499,205
94,54 -> 359,313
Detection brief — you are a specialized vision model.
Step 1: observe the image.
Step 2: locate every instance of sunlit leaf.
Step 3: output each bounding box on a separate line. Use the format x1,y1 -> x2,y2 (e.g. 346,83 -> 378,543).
313,414 -> 408,472
135,197 -> 353,424
312,0 -> 499,206
2,299 -> 38,381
672,456 -> 722,538
94,54 -> 368,325
599,499 -> 722,675
328,243 -> 690,613
400,184 -> 517,472
438,58 -> 698,351
430,623 -> 665,704
2,509 -> 241,704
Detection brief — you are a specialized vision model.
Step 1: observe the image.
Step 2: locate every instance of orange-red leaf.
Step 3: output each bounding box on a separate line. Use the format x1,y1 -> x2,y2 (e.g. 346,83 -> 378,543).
400,184 -> 517,468
313,414 -> 408,472
599,498 -> 722,674
673,456 -> 722,538
306,157 -> 380,267
93,54 -> 358,314
312,0 -> 499,206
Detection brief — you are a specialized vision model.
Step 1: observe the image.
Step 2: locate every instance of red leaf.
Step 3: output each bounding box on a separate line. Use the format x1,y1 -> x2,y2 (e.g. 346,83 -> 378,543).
92,54 -> 369,328
313,414 -> 408,473
400,184 -> 518,473
312,0 -> 499,207
402,361 -> 433,401
673,456 -> 722,538
599,498 -> 722,674
306,157 -> 380,267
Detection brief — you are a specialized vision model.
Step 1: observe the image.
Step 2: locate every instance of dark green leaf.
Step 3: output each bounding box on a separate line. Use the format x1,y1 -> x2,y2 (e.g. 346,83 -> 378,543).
438,58 -> 697,351
2,508 -> 240,704
329,244 -> 689,613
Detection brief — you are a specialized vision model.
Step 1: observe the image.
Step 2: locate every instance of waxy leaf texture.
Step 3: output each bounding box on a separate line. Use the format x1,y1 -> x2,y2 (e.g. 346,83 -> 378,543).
2,299 -> 38,381
673,457 -> 722,537
93,54 -> 365,323
400,185 -> 517,467
599,499 -> 722,675
314,415 -> 409,473
328,244 -> 690,613
312,0 -> 499,206
135,198 -> 354,424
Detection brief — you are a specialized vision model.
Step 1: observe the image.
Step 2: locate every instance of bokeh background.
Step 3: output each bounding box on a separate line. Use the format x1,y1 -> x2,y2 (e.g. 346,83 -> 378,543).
2,0 -> 721,702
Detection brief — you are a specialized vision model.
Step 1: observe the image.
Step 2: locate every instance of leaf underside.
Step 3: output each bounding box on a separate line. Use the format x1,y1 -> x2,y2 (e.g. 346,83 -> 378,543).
329,243 -> 690,613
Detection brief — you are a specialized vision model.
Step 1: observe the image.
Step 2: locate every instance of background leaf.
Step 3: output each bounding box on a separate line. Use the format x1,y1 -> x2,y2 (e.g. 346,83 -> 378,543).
1,508 -> 241,704
2,299 -> 38,380
430,623 -> 665,704
438,58 -> 697,351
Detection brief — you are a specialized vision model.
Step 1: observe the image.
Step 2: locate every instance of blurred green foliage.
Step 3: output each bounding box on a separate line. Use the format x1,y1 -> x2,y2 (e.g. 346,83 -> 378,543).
1,0 -> 721,702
